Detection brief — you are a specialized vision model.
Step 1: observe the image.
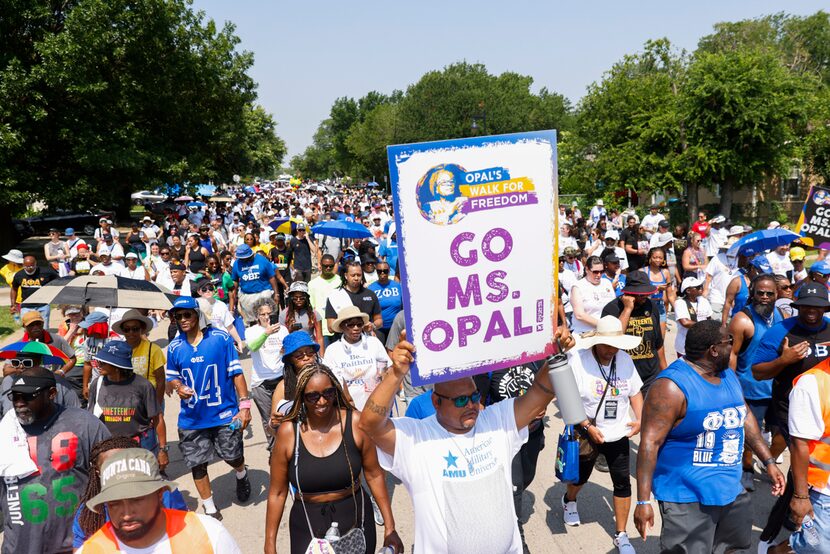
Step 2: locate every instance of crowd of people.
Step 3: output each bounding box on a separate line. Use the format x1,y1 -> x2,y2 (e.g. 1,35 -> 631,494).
0,187 -> 828,554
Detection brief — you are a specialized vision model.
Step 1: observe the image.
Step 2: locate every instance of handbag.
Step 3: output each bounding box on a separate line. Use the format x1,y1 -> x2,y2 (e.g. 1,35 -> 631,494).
295,415 -> 367,554
555,424 -> 580,483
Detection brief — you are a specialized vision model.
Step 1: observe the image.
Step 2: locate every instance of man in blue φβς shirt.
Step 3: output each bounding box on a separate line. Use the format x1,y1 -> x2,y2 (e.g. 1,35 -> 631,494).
368,261 -> 403,337
230,245 -> 278,324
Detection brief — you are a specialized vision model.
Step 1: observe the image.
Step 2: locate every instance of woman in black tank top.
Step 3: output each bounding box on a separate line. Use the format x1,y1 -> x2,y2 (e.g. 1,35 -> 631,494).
184,233 -> 208,274
264,363 -> 403,554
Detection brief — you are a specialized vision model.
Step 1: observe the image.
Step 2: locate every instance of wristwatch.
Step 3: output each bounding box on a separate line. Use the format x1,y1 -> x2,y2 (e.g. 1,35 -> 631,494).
159,445 -> 169,453
761,457 -> 776,467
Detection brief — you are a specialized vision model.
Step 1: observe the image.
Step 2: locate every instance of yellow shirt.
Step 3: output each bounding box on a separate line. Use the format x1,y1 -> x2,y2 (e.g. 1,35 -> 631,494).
1,263 -> 23,302
131,338 -> 165,388
255,243 -> 273,256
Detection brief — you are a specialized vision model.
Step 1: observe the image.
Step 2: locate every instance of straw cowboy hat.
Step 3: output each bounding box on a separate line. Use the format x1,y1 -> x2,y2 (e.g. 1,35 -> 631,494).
575,316 -> 642,351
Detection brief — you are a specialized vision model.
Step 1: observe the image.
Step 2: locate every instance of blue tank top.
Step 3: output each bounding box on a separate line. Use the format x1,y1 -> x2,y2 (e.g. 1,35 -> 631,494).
731,274 -> 749,316
653,359 -> 746,505
648,269 -> 667,300
736,306 -> 783,400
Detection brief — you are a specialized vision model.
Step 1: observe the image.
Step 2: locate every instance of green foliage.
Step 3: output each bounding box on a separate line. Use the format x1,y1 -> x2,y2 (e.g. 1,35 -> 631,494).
0,0 -> 284,217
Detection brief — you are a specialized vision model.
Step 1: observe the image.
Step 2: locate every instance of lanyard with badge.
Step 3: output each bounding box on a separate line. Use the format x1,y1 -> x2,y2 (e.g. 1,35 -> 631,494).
594,351 -> 618,421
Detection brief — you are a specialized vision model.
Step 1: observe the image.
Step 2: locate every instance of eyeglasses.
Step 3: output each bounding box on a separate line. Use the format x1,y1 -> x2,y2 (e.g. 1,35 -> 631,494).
160,252 -> 171,256
587,268 -> 603,275
10,359 -> 34,368
173,310 -> 197,321
121,325 -> 143,333
342,319 -> 364,329
755,291 -> 776,298
779,284 -> 794,290
10,390 -> 45,402
303,387 -> 337,404
321,264 -> 335,270
290,348 -> 316,361
434,391 -> 482,408
715,336 -> 734,346
199,285 -> 215,292
377,269 -> 390,275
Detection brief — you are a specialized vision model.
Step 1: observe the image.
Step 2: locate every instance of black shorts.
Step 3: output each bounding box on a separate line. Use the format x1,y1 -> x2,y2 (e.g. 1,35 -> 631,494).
659,490 -> 751,553
178,424 -> 243,468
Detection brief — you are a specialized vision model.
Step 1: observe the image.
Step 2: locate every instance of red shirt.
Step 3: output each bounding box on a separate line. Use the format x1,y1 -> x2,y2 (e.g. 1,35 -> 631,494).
691,220 -> 710,238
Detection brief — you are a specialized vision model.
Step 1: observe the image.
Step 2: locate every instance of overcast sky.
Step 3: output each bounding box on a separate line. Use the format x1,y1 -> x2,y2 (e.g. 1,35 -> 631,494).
191,1 -> 828,159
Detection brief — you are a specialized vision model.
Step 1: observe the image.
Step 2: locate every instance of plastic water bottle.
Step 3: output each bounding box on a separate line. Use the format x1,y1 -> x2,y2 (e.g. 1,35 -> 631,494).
377,548 -> 395,554
802,515 -> 820,546
228,418 -> 242,432
324,522 -> 340,543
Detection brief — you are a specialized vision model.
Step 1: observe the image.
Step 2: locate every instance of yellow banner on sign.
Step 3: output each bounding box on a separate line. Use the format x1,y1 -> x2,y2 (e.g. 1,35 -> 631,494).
459,177 -> 536,198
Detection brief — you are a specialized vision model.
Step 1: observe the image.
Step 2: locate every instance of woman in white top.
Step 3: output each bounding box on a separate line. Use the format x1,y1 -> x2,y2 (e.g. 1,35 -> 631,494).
322,305 -> 391,411
194,276 -> 245,352
570,255 -> 617,334
564,316 -> 644,553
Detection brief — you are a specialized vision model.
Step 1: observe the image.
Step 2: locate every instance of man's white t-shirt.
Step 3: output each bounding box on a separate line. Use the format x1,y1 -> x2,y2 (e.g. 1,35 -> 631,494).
197,298 -> 234,332
323,335 -> 391,410
766,251 -> 794,277
705,252 -> 738,307
571,348 -> 642,442
789,374 -> 830,496
673,296 -> 713,355
76,513 -> 241,554
570,278 -> 616,334
377,398 -> 528,554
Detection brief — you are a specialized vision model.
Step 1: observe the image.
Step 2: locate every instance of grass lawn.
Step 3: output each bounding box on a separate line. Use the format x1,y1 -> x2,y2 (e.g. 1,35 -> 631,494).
0,308 -> 17,341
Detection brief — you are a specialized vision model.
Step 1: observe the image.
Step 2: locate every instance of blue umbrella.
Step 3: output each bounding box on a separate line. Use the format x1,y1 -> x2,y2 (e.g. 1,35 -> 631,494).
268,218 -> 297,234
187,201 -> 207,208
367,181 -> 380,188
727,228 -> 801,257
244,186 -> 256,193
312,220 -> 372,239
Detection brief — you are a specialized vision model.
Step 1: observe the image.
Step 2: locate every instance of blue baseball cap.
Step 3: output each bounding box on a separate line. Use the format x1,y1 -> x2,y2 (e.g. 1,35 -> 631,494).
93,340 -> 133,370
235,244 -> 254,259
79,312 -> 109,329
749,257 -> 773,274
65,227 -> 75,236
810,260 -> 830,276
169,296 -> 198,312
281,331 -> 319,364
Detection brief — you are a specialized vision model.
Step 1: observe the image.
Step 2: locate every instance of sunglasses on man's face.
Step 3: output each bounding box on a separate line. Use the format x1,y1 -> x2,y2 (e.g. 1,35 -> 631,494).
434,391 -> 482,408
9,389 -> 45,402
121,325 -> 143,333
303,387 -> 337,404
377,269 -> 390,275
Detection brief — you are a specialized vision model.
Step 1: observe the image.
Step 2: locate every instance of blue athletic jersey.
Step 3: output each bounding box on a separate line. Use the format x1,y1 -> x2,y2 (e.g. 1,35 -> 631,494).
231,253 -> 275,294
735,306 -> 782,400
165,326 -> 242,430
653,359 -> 746,505
368,280 -> 403,329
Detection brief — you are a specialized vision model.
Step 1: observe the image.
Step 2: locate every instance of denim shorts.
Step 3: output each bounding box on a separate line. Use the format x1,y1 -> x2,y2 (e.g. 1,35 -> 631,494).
790,489 -> 830,553
655,300 -> 667,323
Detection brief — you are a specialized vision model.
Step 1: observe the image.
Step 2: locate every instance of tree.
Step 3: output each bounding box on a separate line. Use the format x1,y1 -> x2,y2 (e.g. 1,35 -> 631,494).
0,0 -> 284,249
346,103 -> 400,182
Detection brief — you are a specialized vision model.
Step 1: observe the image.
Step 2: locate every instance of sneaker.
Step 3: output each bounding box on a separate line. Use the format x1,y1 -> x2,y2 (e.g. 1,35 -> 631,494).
562,494 -> 580,526
203,506 -> 223,521
757,539 -> 772,554
594,454 -> 610,473
613,531 -> 636,553
370,494 -> 384,526
741,470 -> 756,492
236,469 -> 251,503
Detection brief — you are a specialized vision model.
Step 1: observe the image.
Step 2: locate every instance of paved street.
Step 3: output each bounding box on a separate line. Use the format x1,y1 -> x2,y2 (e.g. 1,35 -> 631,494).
0,314 -> 790,553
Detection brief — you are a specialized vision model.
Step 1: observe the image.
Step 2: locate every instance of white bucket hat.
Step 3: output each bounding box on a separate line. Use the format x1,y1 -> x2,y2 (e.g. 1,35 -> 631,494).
575,316 -> 642,351
2,249 -> 24,265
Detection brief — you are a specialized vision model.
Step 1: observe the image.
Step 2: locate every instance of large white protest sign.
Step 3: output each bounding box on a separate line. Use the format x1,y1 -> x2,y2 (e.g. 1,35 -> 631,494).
387,131 -> 558,385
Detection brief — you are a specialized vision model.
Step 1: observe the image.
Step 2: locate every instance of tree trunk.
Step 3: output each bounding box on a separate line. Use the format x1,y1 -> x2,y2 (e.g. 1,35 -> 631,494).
686,182 -> 699,225
719,181 -> 734,219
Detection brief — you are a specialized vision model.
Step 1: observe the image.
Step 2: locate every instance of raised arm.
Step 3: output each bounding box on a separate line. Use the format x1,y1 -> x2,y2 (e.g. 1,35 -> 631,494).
357,332 -> 412,456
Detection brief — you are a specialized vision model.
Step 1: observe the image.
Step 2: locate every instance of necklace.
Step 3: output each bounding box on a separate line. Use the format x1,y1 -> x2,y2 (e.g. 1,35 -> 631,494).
447,429 -> 477,474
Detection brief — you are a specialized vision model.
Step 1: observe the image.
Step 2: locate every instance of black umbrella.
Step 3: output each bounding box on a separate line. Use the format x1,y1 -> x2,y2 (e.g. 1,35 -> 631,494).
22,275 -> 174,310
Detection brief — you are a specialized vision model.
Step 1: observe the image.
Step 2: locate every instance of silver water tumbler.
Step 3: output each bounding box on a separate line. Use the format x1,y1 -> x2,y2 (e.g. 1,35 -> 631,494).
547,353 -> 587,425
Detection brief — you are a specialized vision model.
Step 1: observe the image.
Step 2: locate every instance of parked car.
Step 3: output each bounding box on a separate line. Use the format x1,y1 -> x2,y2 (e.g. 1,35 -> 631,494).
131,190 -> 167,203
24,209 -> 116,236
12,219 -> 35,242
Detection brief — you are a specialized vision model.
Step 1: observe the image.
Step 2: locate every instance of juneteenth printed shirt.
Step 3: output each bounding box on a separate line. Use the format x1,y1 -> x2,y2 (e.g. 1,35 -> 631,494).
1,406 -> 110,554
87,374 -> 159,437
377,398 -> 528,554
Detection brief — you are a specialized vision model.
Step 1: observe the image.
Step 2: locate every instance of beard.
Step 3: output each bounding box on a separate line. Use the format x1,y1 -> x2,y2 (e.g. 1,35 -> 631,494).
15,408 -> 34,426
753,302 -> 774,318
112,504 -> 162,543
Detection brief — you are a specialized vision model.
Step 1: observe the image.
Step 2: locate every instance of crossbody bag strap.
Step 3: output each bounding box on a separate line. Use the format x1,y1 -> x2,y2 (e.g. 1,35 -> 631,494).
592,354 -> 616,422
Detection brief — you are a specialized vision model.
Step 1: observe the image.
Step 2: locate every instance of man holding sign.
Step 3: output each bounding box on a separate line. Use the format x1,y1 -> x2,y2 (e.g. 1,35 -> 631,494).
359,331 -> 570,554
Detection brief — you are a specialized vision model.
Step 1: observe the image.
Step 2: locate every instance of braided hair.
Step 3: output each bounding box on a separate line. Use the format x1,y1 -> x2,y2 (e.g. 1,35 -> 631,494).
284,292 -> 318,341
282,362 -> 354,423
77,436 -> 138,537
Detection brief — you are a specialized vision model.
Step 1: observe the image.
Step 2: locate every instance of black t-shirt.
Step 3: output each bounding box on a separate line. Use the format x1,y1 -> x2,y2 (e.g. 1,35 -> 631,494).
270,245 -> 293,279
291,236 -> 312,271
602,298 -> 664,385
87,374 -> 159,437
0,406 -> 110,554
325,287 -> 382,320
622,231 -> 646,271
12,267 -> 58,305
